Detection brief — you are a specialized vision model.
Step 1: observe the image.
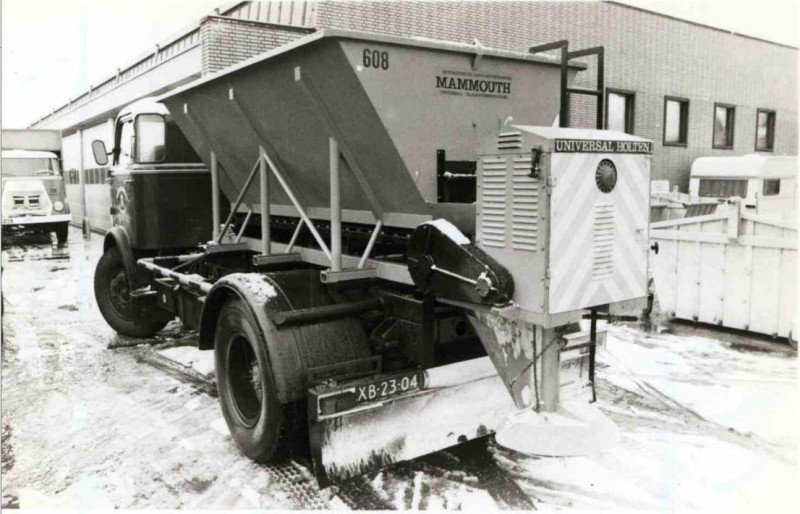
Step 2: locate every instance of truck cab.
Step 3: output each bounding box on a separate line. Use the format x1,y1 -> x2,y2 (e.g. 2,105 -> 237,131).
92,98 -> 217,250
91,98 -> 223,338
1,148 -> 71,244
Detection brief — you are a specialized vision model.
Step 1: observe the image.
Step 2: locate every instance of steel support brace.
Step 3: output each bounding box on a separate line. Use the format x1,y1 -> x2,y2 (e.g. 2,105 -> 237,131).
210,151 -> 221,240
330,138 -> 342,272
259,145 -> 270,255
216,158 -> 259,244
259,147 -> 332,260
358,220 -> 383,269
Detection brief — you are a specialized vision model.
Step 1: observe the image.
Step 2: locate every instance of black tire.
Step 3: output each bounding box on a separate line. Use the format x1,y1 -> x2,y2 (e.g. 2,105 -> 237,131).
215,298 -> 287,462
55,222 -> 69,245
789,331 -> 797,351
94,246 -> 171,337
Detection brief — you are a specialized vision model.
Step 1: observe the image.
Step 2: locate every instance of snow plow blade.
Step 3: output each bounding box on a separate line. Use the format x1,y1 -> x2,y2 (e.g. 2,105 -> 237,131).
308,327 -> 610,484
308,357 -> 517,485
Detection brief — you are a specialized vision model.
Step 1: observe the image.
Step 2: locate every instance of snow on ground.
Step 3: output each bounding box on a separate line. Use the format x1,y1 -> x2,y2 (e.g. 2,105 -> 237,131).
602,324 -> 798,447
158,345 -> 216,378
2,228 -> 798,511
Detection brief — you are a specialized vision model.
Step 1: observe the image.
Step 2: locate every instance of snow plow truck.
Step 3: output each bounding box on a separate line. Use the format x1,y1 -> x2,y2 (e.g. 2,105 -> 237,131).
91,30 -> 653,484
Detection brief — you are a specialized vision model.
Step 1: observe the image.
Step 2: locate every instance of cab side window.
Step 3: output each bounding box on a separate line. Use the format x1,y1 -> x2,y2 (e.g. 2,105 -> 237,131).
117,119 -> 134,166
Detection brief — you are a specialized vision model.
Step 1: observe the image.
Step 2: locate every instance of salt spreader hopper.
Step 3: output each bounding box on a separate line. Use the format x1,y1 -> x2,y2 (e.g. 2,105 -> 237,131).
93,29 -> 653,484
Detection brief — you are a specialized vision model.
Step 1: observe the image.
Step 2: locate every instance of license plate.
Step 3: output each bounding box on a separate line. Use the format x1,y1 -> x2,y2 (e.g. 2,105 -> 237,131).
354,371 -> 423,404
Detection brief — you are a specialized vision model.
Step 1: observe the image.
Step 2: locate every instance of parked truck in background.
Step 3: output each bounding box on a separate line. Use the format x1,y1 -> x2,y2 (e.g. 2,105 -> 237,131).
2,129 -> 71,244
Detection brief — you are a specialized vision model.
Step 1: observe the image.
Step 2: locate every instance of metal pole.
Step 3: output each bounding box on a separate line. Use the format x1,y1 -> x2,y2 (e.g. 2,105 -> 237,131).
560,44 -> 569,128
537,325 -> 561,412
259,147 -> 270,255
210,150 -> 220,240
589,308 -> 598,402
78,129 -> 89,236
329,138 -> 342,272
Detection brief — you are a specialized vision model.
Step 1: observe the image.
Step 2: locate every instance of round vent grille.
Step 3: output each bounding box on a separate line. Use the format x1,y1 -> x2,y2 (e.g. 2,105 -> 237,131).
595,159 -> 618,193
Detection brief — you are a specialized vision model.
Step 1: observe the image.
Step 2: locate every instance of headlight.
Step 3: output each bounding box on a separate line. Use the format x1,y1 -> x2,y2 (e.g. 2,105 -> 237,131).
53,201 -> 64,212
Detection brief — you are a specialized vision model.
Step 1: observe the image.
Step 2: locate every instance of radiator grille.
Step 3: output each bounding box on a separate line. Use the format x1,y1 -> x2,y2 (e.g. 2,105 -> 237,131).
497,131 -> 522,150
511,155 -> 539,251
592,203 -> 615,279
480,156 -> 507,247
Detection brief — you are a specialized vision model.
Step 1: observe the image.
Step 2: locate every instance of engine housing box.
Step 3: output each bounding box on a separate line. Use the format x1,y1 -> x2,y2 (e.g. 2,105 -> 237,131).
476,126 -> 652,322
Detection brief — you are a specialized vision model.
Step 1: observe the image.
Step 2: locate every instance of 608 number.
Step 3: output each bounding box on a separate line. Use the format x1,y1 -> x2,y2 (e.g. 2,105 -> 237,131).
363,48 -> 389,70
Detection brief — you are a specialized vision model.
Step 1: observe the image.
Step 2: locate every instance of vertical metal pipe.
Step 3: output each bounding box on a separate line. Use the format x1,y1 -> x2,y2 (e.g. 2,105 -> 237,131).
537,325 -> 561,413
210,150 -> 220,240
329,138 -> 342,272
560,45 -> 570,128
596,49 -> 605,130
259,147 -> 270,255
78,128 -> 89,236
589,308 -> 598,403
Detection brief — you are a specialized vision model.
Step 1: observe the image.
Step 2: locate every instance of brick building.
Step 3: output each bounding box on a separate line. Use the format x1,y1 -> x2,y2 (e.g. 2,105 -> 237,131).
30,1 -> 797,230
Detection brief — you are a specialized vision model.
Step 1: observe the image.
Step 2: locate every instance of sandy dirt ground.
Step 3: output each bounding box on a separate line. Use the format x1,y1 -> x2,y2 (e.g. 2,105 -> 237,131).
1,226 -> 798,511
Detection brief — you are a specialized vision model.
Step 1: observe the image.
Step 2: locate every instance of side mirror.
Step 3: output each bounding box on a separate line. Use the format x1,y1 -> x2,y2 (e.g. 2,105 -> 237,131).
92,140 -> 109,166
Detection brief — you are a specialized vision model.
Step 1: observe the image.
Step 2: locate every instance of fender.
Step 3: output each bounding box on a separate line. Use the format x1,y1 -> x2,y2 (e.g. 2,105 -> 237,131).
198,270 -> 370,404
102,226 -> 147,290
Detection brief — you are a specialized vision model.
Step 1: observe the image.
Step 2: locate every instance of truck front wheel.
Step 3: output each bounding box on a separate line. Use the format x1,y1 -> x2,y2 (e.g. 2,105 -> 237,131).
215,297 -> 287,462
94,246 -> 171,338
55,222 -> 69,245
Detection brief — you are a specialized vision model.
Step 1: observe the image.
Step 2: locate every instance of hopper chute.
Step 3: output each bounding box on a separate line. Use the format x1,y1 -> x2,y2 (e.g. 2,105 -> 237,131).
158,29 -> 580,233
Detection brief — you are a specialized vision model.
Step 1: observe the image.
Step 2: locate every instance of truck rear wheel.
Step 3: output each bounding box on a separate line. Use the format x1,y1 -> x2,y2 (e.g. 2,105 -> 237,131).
215,297 -> 287,462
55,222 -> 69,245
94,246 -> 171,338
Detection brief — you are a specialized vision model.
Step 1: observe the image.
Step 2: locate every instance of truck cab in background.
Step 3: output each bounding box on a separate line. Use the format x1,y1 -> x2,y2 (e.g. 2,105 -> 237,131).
2,130 -> 71,244
91,98 -> 222,337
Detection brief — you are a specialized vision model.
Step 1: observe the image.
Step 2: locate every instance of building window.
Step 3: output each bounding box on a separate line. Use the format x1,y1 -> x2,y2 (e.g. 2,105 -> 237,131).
713,103 -> 735,149
663,97 -> 689,146
763,179 -> 780,196
755,109 -> 776,151
698,179 -> 747,198
606,90 -> 635,134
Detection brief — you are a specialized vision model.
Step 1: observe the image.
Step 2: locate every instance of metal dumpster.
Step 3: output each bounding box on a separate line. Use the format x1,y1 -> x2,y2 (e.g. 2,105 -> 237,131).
650,199 -> 797,339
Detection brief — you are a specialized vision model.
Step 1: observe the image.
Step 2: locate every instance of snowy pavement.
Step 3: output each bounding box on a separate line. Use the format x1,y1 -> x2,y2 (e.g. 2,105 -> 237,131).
1,226 -> 798,511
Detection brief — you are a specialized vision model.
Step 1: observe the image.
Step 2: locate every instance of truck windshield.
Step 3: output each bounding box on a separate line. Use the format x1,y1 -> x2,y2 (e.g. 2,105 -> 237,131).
1,157 -> 61,177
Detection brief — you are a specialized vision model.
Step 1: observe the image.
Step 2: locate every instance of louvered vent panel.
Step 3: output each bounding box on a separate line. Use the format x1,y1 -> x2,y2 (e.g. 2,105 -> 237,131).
511,155 -> 538,251
497,131 -> 522,150
481,156 -> 507,247
592,203 -> 615,279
